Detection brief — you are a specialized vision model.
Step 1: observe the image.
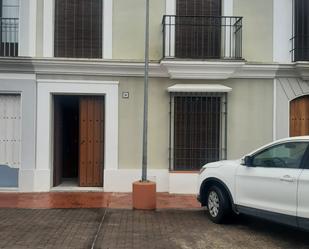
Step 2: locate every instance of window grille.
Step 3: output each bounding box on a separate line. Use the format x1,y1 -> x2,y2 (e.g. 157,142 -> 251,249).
169,92 -> 227,171
54,0 -> 103,58
176,0 -> 221,59
291,0 -> 309,61
0,0 -> 19,56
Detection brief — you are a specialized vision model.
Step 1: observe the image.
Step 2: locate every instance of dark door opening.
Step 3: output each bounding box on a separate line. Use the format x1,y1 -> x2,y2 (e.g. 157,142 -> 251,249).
53,95 -> 104,187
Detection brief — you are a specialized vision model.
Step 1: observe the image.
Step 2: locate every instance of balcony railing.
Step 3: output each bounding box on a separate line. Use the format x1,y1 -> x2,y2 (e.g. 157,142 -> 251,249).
162,15 -> 242,60
0,18 -> 19,57
290,35 -> 309,62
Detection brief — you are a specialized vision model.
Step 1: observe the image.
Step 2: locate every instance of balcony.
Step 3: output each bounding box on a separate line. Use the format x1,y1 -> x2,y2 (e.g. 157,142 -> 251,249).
162,15 -> 242,60
291,35 -> 309,62
0,18 -> 19,57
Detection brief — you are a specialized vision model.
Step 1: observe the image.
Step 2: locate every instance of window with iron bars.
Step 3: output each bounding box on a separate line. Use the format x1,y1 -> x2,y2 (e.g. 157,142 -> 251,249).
54,0 -> 103,58
291,0 -> 309,61
0,0 -> 19,57
169,92 -> 227,171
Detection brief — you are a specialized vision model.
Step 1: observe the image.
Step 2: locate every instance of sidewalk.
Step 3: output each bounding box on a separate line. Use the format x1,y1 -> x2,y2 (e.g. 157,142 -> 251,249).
0,192 -> 201,209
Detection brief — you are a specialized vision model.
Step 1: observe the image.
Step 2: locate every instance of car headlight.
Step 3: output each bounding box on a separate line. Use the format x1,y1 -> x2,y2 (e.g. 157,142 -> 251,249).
199,167 -> 207,174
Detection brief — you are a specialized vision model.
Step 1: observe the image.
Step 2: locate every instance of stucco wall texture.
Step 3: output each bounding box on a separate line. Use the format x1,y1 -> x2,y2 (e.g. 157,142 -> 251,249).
34,0 -> 274,63
118,77 -> 273,170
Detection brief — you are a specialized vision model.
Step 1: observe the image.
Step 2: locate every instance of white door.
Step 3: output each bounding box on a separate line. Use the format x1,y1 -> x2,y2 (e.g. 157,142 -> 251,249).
0,94 -> 21,168
236,142 -> 308,225
298,169 -> 309,230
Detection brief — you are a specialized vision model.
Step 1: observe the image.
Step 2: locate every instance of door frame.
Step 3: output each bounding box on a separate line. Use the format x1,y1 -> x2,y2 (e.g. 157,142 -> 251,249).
36,79 -> 118,191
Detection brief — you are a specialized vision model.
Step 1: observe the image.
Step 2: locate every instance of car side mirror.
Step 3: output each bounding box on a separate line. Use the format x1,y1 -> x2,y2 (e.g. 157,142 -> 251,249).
242,156 -> 254,167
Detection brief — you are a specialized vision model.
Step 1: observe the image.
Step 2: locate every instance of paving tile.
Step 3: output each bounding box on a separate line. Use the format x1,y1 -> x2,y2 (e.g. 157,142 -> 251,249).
95,209 -> 309,249
0,208 -> 105,249
0,192 -> 201,209
0,208 -> 309,249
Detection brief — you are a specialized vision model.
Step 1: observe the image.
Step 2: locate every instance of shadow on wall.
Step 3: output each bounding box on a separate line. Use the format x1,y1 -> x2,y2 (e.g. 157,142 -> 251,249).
0,165 -> 18,187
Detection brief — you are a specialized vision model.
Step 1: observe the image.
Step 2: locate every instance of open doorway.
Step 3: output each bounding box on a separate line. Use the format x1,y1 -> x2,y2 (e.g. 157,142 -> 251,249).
53,95 -> 104,188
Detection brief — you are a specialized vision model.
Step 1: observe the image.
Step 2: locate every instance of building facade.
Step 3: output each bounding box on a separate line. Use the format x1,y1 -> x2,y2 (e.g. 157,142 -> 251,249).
0,0 -> 307,193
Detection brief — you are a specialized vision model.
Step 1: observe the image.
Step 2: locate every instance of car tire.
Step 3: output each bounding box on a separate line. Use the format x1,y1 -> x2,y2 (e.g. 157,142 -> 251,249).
206,185 -> 231,224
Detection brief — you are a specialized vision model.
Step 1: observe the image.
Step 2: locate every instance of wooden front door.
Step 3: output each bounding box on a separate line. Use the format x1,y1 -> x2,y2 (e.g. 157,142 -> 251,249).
290,95 -> 309,136
79,96 -> 104,187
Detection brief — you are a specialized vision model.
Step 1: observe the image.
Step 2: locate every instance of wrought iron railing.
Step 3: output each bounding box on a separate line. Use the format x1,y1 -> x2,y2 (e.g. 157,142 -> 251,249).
0,18 -> 19,57
290,35 -> 309,62
162,15 -> 242,60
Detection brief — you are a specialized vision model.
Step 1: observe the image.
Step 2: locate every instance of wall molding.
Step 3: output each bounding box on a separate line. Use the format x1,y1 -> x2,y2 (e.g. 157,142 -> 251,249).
0,58 -> 309,80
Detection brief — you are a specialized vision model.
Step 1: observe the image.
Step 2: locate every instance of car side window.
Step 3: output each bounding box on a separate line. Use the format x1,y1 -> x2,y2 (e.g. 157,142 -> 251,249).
251,142 -> 308,168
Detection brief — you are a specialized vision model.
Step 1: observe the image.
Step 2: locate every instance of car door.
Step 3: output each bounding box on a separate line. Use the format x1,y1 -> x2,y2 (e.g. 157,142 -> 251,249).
235,142 -> 308,226
297,167 -> 309,230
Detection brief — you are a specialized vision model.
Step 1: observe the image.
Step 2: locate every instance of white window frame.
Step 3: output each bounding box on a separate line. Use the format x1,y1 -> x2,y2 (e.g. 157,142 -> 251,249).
273,0 -> 293,63
43,0 -> 112,59
18,0 -> 37,56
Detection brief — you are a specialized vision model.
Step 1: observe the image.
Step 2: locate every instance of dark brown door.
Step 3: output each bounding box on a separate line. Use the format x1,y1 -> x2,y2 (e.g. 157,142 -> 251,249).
290,95 -> 309,136
79,96 -> 104,187
53,96 -> 63,187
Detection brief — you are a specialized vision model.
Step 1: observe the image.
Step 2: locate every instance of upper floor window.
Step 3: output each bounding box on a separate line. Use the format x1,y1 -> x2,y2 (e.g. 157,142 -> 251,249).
163,0 -> 242,60
292,0 -> 309,61
54,0 -> 103,58
0,0 -> 19,57
175,0 -> 222,59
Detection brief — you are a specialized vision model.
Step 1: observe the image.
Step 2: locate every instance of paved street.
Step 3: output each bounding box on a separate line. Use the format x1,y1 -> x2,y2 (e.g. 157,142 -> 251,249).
0,208 -> 308,249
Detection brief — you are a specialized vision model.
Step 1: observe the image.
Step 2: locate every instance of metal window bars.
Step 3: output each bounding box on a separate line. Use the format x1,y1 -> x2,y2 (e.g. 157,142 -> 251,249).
0,18 -> 18,57
169,92 -> 227,171
162,15 -> 242,60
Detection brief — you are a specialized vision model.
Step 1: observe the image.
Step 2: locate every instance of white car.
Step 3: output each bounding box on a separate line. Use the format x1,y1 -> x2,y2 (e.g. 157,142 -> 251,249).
197,136 -> 309,231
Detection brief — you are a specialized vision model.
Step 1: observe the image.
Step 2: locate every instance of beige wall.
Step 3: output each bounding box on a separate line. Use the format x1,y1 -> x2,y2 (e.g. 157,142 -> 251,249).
234,0 -> 273,62
113,0 -> 165,60
118,77 -> 273,169
225,79 -> 273,159
34,0 -> 275,63
118,77 -> 170,170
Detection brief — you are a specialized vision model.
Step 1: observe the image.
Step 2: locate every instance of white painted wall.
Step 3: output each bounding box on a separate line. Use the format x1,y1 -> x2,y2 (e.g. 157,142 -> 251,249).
273,0 -> 293,63
169,173 -> 199,194
19,0 -> 37,56
104,169 -> 169,192
43,0 -> 54,57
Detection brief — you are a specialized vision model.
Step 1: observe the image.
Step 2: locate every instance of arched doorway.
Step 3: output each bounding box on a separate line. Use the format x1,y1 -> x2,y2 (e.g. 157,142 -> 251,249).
290,95 -> 309,136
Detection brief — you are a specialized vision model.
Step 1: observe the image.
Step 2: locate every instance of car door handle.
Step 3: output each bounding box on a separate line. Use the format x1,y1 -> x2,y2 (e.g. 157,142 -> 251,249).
280,175 -> 295,182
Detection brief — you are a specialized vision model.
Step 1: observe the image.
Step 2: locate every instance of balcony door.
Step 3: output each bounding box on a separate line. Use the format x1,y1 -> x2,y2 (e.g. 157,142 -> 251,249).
175,0 -> 222,59
294,0 -> 309,61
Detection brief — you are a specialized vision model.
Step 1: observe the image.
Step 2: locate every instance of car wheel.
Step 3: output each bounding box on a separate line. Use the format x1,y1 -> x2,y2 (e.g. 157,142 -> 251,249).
206,186 -> 231,224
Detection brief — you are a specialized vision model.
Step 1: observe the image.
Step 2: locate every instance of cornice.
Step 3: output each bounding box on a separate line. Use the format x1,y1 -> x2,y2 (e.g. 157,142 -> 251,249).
0,57 -> 308,80
160,60 -> 245,79
0,57 -> 168,78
